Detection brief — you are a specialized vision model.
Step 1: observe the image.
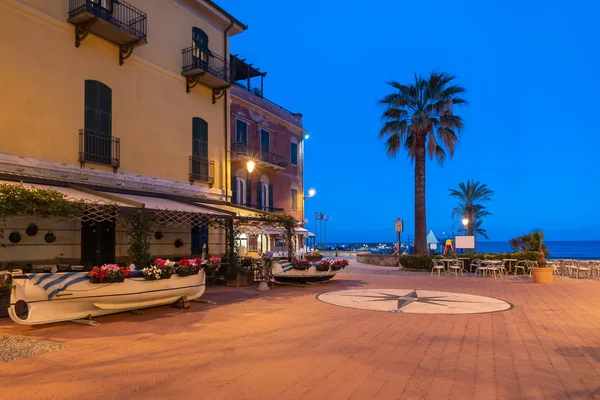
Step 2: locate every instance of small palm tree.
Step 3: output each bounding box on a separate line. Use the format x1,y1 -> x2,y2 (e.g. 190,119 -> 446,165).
379,72 -> 466,255
449,180 -> 494,239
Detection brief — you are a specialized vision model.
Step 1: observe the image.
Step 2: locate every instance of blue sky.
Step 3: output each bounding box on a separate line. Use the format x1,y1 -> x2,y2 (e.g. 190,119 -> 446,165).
221,0 -> 600,243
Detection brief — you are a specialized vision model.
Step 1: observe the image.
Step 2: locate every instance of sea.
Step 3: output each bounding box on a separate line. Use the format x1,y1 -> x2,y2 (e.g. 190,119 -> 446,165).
321,241 -> 600,260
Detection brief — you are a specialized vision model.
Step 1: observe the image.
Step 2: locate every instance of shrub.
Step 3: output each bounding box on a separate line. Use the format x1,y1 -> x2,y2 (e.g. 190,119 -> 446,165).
400,255 -> 434,270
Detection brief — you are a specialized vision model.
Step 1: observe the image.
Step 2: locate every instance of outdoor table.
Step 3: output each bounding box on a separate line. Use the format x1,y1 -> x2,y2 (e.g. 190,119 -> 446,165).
503,259 -> 518,274
457,258 -> 469,272
439,259 -> 455,272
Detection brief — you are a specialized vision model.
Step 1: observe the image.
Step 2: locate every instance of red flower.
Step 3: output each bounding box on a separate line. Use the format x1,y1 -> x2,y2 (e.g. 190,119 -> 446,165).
155,258 -> 166,267
178,259 -> 190,266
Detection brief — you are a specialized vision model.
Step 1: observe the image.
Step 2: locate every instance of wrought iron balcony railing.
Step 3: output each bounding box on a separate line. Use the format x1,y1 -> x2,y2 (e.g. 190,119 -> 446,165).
230,142 -> 288,169
68,0 -> 147,42
78,129 -> 120,171
182,48 -> 229,83
189,156 -> 215,187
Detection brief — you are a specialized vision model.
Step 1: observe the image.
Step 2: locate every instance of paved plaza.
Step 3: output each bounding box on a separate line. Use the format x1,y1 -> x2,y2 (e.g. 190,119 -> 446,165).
1,262 -> 600,399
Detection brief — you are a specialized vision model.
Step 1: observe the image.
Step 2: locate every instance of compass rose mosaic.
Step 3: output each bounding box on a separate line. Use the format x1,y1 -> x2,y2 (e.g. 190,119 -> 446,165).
317,289 -> 512,314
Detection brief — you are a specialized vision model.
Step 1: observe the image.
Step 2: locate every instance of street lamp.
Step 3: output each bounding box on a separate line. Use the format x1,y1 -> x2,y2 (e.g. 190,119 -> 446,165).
246,160 -> 255,173
462,217 -> 469,229
304,188 -> 316,199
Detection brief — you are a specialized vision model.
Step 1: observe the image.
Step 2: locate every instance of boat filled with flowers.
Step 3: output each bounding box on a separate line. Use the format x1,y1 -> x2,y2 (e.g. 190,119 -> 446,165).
271,253 -> 349,284
7,258 -> 212,325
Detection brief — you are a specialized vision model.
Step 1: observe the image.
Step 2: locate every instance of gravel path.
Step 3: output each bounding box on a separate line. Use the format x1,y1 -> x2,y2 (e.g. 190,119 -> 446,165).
0,335 -> 66,363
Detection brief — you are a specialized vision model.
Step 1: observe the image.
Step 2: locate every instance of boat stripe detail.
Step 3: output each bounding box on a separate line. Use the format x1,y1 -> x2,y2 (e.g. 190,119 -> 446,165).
46,275 -> 90,299
280,263 -> 293,272
28,272 -> 89,300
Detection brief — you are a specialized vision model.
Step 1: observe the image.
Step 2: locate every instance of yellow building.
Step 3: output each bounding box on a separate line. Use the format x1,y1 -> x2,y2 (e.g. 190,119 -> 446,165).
0,0 -> 246,267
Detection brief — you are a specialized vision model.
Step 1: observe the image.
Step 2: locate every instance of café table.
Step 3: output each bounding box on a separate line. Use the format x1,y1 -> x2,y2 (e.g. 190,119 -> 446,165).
439,258 -> 455,272
457,258 -> 470,272
503,259 -> 518,274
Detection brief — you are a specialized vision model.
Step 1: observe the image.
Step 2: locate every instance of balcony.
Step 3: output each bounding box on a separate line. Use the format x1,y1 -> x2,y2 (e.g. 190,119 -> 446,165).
78,129 -> 120,171
189,156 -> 215,187
182,48 -> 230,100
231,142 -> 287,171
67,0 -> 147,65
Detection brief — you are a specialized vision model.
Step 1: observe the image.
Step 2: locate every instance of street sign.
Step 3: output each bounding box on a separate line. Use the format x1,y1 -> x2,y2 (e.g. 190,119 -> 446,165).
395,219 -> 404,233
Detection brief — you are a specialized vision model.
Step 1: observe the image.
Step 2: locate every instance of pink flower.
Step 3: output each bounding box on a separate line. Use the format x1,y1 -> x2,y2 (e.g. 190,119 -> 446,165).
155,258 -> 166,267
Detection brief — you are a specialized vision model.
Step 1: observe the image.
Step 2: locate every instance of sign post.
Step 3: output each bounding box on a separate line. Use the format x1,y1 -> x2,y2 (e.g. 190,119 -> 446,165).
394,218 -> 404,253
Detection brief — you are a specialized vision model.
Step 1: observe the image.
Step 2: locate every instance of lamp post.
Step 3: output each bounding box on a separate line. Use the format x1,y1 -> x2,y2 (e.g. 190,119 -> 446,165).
304,188 -> 316,199
246,160 -> 255,173
462,217 -> 469,233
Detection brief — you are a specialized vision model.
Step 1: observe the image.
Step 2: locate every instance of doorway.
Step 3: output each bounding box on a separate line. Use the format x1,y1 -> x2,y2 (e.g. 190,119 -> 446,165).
81,220 -> 116,267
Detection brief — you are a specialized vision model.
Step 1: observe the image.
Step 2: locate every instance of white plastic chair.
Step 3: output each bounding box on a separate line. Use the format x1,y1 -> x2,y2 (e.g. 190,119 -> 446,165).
448,260 -> 463,277
474,261 -> 488,277
431,259 -> 445,277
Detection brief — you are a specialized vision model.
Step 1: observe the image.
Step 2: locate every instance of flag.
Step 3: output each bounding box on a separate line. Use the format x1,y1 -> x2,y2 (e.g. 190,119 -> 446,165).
315,212 -> 321,220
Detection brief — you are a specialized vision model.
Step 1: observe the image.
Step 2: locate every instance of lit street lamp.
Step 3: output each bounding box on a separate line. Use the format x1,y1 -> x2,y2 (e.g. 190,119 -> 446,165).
246,160 -> 255,173
462,217 -> 469,229
304,188 -> 316,199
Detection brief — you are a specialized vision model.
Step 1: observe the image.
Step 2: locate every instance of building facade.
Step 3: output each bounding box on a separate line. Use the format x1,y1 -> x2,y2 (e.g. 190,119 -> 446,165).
228,57 -> 308,255
0,0 -> 246,266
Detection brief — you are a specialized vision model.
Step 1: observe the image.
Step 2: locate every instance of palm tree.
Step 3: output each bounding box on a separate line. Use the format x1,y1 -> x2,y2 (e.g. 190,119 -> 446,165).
449,180 -> 494,239
379,72 -> 466,255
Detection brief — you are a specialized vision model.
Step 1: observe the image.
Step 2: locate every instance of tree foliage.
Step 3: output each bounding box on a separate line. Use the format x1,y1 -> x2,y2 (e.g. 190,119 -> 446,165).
379,72 -> 466,254
509,231 -> 549,257
448,180 -> 494,239
124,211 -> 154,269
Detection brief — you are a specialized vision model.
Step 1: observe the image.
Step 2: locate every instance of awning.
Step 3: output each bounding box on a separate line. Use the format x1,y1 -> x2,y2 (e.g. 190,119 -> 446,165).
102,192 -> 229,216
295,227 -> 315,237
194,202 -> 262,218
0,180 -> 130,207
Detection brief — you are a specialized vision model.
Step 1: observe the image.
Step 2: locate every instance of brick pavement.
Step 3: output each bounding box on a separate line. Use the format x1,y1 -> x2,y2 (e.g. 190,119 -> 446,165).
0,262 -> 599,400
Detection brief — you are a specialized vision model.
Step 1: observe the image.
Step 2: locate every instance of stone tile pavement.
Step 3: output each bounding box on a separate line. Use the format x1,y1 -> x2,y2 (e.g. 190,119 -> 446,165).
0,261 -> 599,399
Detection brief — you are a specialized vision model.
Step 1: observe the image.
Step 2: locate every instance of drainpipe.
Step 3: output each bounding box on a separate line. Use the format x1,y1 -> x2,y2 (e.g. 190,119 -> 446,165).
224,18 -> 234,202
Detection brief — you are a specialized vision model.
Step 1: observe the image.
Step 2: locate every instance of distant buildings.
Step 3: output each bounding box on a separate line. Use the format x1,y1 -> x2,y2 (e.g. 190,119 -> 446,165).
0,0 -> 308,267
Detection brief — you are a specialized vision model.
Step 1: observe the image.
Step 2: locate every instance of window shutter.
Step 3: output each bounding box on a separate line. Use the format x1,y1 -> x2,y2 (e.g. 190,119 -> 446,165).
192,27 -> 209,51
231,175 -> 237,204
85,80 -> 112,136
246,179 -> 252,205
192,117 -> 208,158
268,184 -> 274,209
236,120 -> 247,144
290,142 -> 298,165
257,182 -> 263,208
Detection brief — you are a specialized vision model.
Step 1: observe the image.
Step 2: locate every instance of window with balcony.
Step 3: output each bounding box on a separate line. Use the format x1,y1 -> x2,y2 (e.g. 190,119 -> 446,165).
291,189 -> 298,212
260,129 -> 270,162
236,177 -> 246,205
290,142 -> 298,166
79,80 -> 119,170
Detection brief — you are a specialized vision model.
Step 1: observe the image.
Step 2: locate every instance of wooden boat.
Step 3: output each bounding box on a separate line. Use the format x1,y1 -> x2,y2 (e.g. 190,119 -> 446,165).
271,261 -> 337,284
7,269 -> 205,325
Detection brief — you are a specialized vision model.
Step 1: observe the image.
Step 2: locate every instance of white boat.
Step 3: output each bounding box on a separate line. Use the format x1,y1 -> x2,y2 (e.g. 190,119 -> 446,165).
271,261 -> 338,284
8,270 -> 205,325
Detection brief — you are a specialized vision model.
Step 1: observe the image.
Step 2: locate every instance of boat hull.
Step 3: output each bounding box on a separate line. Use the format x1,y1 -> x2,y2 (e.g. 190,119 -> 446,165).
271,261 -> 338,284
8,271 -> 205,325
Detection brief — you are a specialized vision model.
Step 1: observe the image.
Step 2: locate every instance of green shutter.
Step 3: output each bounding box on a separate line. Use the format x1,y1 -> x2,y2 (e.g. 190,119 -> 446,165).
246,179 -> 252,205
236,120 -> 247,144
231,175 -> 237,204
257,182 -> 263,208
85,80 -> 112,136
290,142 -> 298,165
192,27 -> 209,51
268,184 -> 274,209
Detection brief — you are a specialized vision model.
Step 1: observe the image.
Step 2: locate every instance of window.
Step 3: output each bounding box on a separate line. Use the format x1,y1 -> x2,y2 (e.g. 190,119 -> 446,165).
192,27 -> 210,67
84,80 -> 112,164
260,129 -> 270,162
290,142 -> 298,166
257,182 -> 272,211
191,117 -> 209,180
291,189 -> 298,212
236,119 -> 247,144
236,178 -> 246,205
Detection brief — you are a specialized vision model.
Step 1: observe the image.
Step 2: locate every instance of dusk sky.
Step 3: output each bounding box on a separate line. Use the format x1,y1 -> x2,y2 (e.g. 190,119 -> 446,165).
221,0 -> 600,243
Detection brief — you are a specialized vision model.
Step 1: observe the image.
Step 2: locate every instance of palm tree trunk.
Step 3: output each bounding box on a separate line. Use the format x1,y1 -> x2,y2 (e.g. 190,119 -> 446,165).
413,136 -> 427,255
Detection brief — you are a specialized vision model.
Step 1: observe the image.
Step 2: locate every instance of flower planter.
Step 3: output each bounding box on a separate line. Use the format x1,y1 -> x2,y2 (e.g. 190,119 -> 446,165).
292,264 -> 310,271
315,265 -> 330,272
532,267 -> 553,284
144,272 -> 172,281
227,272 -> 254,287
89,276 -> 125,284
177,268 -> 200,277
330,265 -> 342,271
305,255 -> 323,262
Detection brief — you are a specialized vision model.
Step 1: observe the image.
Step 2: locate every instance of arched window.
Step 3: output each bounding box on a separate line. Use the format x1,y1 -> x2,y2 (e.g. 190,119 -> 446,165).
192,27 -> 210,65
84,80 -> 112,164
191,117 -> 209,180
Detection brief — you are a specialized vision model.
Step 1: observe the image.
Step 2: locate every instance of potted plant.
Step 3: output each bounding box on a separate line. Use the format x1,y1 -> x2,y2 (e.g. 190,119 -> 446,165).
88,264 -> 131,283
530,232 -> 552,284
176,258 -> 201,277
292,259 -> 310,270
331,259 -> 349,271
142,258 -> 175,280
227,257 -> 255,287
305,251 -> 323,262
316,259 -> 331,272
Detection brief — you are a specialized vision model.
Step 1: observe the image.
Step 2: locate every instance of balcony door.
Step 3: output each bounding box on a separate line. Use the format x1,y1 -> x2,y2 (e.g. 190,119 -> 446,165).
81,220 -> 115,267
192,27 -> 209,69
84,80 -> 112,165
260,129 -> 270,162
192,117 -> 209,180
89,0 -> 113,18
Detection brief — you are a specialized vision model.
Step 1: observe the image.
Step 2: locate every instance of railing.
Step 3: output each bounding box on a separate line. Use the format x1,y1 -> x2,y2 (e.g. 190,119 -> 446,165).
233,82 -> 298,116
230,142 -> 287,168
68,0 -> 147,41
78,129 -> 120,170
189,156 -> 215,186
182,47 -> 229,82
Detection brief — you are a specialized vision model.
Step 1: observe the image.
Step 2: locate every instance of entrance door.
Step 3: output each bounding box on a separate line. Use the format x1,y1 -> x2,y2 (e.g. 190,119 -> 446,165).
260,129 -> 270,162
191,226 -> 209,257
81,220 -> 116,267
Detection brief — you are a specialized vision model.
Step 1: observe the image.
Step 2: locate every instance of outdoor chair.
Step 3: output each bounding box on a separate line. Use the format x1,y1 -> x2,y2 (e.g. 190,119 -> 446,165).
574,261 -> 592,279
591,262 -> 600,279
513,260 -> 528,275
448,260 -> 463,277
487,261 -> 501,279
470,259 -> 482,274
474,260 -> 488,277
497,260 -> 508,276
431,260 -> 445,277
